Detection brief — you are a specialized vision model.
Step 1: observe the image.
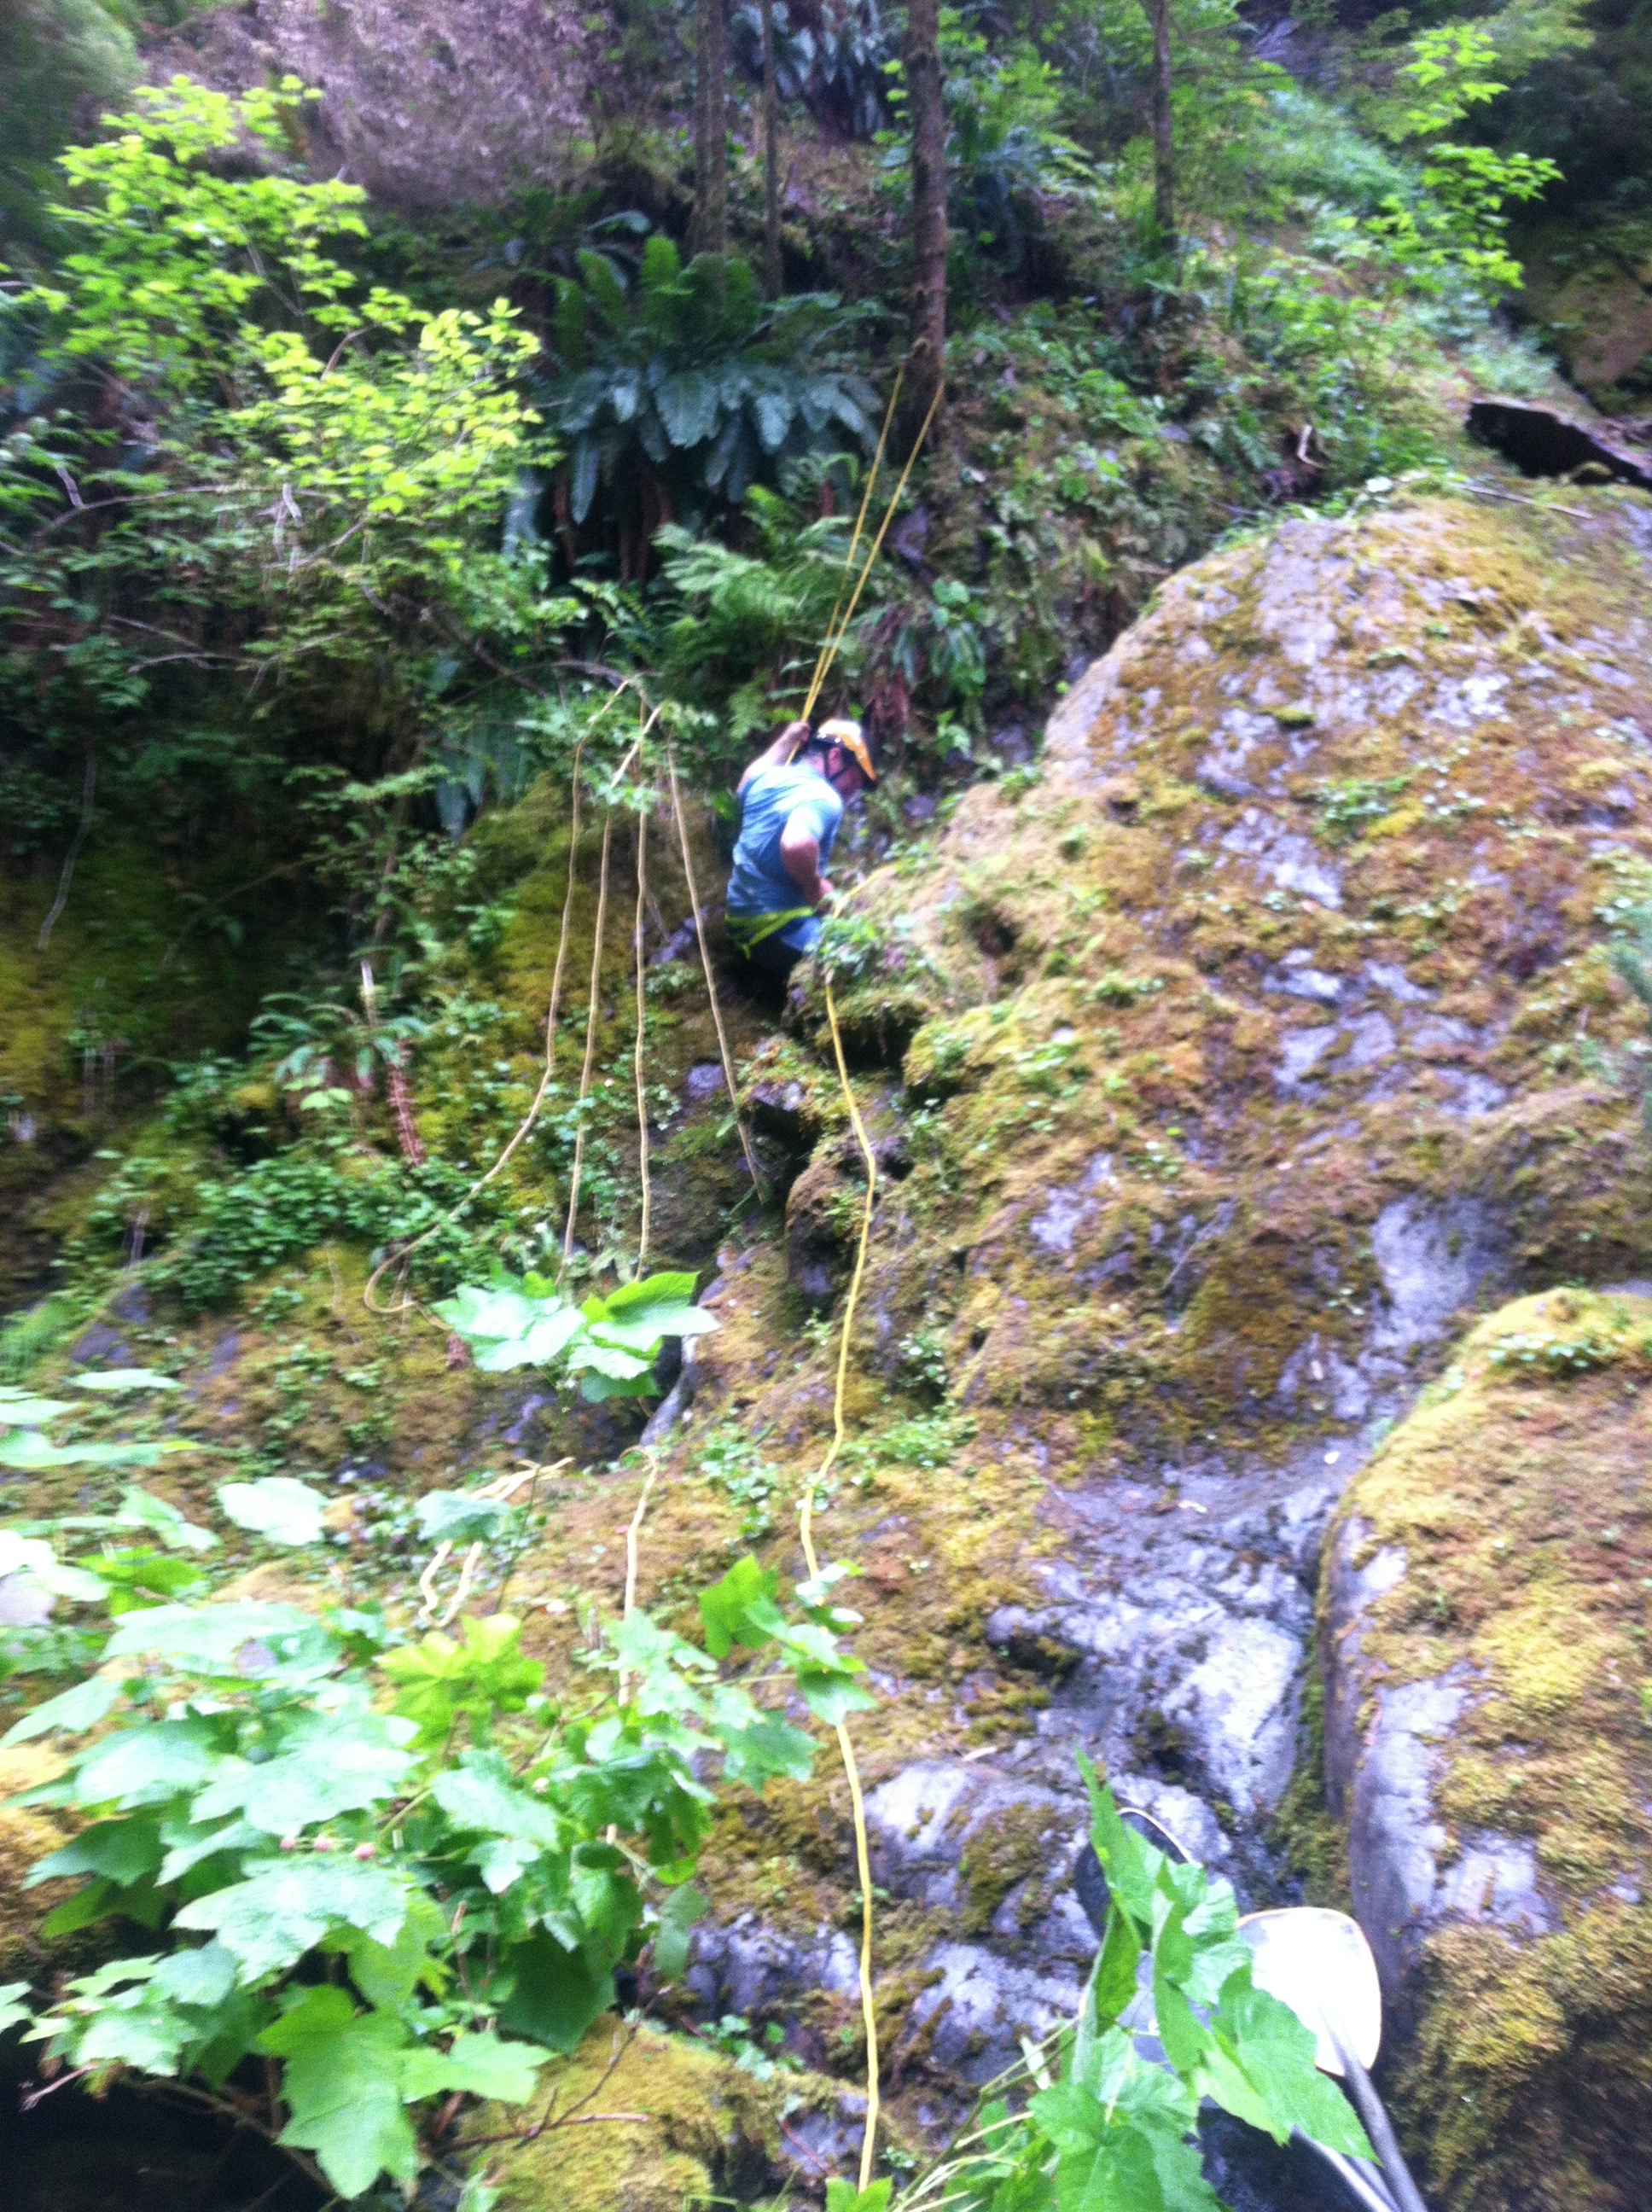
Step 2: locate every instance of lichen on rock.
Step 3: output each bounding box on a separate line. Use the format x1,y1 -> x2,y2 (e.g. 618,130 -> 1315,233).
1323,1286 -> 1652,2211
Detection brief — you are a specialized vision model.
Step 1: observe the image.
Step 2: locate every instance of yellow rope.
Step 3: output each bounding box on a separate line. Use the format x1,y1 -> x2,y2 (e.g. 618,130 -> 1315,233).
800,974 -> 881,2192
560,727 -> 654,1272
809,362 -> 905,713
561,804 -> 615,1270
632,805 -> 652,1279
363,741 -> 587,1317
665,742 -> 767,1201
614,1447 -> 661,1708
803,379 -> 945,724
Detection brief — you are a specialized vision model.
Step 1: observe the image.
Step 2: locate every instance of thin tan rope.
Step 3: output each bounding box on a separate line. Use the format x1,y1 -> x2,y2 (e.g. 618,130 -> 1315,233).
664,742 -> 766,1200
363,740 -> 588,1316
809,362 -> 904,708
561,804 -> 615,1270
632,805 -> 652,1278
614,1447 -> 661,1708
803,379 -> 945,723
799,974 -> 881,2192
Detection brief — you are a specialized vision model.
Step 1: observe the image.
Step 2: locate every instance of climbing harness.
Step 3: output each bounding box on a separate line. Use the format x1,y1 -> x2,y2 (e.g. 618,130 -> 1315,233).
725,905 -> 817,958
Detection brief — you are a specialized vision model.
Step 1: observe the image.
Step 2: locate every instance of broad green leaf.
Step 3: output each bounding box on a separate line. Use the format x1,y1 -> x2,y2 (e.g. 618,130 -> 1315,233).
699,1556 -> 779,1658
27,1814 -> 163,1890
0,1393 -> 78,1425
189,1727 -> 413,1834
217,1477 -> 329,1546
587,1306 -> 718,1353
415,1489 -> 517,1544
795,1667 -> 877,1727
1203,1974 -> 1374,2160
432,1749 -> 561,1846
1082,1761 -> 1165,1934
2,1670 -> 122,1745
824,2185 -> 892,2212
0,1432 -> 166,1470
69,1719 -> 219,1809
153,1941 -> 239,2008
41,1871 -> 163,1936
398,2028 -> 550,2104
713,1711 -> 816,1788
176,1856 -> 410,1981
339,1894 -> 446,2011
652,1879 -> 705,1983
1028,2078 -> 1107,2154
495,1928 -> 615,2055
598,1270 -> 699,1317
0,1530 -> 109,1602
1091,1901 -> 1143,2039
66,1970 -> 198,2076
103,1600 -> 333,1672
82,1546 -> 207,1615
0,1982 -> 32,2037
259,1988 -> 419,2200
73,1370 -> 182,1393
157,1813 -> 264,1885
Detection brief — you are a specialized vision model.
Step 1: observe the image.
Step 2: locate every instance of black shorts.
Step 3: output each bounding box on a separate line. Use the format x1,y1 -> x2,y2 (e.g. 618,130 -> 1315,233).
744,932 -> 806,981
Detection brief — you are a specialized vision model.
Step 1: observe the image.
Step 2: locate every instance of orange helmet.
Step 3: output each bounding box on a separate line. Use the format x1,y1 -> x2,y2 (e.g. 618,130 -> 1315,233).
817,717 -> 876,784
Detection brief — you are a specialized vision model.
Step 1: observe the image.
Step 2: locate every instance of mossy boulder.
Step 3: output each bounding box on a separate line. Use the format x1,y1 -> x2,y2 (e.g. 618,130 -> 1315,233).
659,484 -> 1652,2104
1322,1287 -> 1652,2212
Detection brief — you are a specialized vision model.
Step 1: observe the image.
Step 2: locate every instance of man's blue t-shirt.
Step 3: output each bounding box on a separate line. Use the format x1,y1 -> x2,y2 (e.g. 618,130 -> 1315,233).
727,764 -> 844,952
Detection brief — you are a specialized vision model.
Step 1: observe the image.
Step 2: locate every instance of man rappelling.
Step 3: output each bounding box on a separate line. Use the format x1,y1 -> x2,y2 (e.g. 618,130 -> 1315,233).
726,716 -> 876,981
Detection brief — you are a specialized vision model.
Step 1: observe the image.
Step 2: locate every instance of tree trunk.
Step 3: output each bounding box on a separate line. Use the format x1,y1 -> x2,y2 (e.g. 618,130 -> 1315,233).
905,0 -> 946,428
1143,0 -> 1174,249
693,0 -> 729,255
761,0 -> 782,296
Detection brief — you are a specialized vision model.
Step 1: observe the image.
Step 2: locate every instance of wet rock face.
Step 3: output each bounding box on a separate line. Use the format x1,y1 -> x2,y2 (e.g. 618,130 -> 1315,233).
682,496 -> 1652,2149
1322,1289 -> 1652,2212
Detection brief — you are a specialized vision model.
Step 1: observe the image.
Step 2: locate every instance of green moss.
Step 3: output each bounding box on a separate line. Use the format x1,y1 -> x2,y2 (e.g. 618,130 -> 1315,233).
957,1798 -> 1065,1936
484,2023 -> 791,2212
1329,1289 -> 1652,2210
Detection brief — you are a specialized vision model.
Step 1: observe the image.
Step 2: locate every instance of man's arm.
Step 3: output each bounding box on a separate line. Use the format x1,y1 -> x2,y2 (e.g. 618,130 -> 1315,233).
737,719 -> 811,795
778,809 -> 833,907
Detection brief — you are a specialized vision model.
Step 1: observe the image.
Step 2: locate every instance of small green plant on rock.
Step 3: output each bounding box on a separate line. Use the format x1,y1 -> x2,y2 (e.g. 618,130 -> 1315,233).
435,1268 -> 718,1401
901,1764 -> 1374,2212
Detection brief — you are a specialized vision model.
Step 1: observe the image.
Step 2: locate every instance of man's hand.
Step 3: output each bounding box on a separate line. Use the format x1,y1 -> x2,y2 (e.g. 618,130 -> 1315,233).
738,718 -> 814,794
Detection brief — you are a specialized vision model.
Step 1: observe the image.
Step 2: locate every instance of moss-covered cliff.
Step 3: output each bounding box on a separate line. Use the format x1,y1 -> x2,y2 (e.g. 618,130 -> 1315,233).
1324,1287 -> 1652,2212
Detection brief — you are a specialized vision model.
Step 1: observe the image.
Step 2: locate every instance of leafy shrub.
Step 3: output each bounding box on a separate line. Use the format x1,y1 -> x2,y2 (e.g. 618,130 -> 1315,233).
544,237 -> 877,541
655,484 -> 867,740
146,1151 -> 486,1312
0,1502 -> 872,2203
